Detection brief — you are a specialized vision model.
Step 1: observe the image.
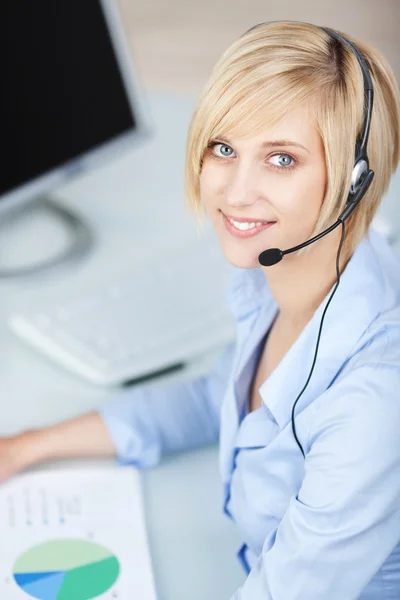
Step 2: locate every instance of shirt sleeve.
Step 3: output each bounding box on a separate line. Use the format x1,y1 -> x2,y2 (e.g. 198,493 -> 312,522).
97,340 -> 235,468
230,358 -> 400,600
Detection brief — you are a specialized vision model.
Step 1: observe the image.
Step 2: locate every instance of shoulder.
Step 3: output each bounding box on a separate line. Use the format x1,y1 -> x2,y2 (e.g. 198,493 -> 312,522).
309,229 -> 400,452
309,322 -> 400,457
328,228 -> 400,378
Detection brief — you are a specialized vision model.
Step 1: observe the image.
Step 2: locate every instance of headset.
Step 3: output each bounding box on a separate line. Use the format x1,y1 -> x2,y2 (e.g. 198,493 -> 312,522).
245,22 -> 375,457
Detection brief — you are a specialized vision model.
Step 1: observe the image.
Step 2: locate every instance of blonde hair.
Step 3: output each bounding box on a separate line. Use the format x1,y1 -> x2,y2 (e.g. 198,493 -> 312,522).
184,21 -> 400,259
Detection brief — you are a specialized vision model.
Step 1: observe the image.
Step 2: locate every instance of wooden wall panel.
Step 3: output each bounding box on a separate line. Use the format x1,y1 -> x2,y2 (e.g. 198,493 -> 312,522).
116,0 -> 400,95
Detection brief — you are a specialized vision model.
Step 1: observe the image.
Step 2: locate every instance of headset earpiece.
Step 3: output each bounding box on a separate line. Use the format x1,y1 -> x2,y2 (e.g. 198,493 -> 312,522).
350,159 -> 369,197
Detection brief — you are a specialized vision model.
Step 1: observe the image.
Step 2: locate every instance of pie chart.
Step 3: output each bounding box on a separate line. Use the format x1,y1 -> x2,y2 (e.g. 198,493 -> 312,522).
12,539 -> 120,600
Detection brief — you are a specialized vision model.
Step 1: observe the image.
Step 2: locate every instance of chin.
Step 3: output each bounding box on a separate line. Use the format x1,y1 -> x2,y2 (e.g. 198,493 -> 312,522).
219,243 -> 262,270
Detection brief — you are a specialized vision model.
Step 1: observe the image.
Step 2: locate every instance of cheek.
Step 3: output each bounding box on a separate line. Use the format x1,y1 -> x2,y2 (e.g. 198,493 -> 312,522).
278,166 -> 326,223
199,165 -> 222,209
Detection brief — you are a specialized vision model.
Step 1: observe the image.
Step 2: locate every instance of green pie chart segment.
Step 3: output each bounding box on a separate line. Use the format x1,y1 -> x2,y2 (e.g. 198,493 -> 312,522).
13,539 -> 120,600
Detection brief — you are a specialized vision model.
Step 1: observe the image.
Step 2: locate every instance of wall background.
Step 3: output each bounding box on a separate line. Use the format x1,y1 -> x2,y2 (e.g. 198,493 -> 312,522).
116,0 -> 400,95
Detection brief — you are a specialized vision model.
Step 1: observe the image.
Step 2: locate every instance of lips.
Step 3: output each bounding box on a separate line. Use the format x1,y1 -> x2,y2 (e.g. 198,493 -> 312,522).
221,211 -> 276,238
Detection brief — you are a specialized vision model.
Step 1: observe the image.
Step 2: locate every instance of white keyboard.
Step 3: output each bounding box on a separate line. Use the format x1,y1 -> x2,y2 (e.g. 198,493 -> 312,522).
8,244 -> 236,385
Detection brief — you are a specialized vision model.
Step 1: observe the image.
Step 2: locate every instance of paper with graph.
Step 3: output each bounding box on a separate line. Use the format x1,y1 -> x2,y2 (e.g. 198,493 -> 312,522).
0,466 -> 156,599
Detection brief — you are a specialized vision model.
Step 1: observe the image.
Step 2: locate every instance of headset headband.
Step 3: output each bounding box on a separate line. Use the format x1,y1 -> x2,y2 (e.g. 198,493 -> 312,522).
320,26 -> 373,163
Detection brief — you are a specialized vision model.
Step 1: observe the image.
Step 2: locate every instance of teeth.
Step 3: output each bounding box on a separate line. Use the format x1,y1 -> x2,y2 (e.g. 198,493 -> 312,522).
227,217 -> 265,230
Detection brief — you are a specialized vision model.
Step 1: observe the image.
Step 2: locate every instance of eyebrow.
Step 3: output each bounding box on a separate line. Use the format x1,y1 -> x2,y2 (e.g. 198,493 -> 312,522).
215,137 -> 310,155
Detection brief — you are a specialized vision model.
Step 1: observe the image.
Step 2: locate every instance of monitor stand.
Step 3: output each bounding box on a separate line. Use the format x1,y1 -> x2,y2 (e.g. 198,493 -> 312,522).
0,197 -> 94,278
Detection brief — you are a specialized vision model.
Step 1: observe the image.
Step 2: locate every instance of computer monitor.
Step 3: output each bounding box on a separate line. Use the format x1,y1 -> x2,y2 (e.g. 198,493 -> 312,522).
0,0 -> 152,276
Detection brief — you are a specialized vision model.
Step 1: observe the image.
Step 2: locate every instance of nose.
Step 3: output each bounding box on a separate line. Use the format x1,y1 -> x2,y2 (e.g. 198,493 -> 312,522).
224,160 -> 262,210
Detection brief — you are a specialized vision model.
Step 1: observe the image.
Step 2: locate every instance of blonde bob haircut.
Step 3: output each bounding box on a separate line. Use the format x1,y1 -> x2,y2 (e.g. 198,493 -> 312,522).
184,21 -> 400,260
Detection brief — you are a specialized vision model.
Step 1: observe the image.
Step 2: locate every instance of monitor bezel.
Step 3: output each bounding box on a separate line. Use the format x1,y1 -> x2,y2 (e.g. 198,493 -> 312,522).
0,0 -> 154,217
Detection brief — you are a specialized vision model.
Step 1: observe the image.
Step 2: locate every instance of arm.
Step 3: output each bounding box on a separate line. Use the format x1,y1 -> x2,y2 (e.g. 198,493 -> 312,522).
0,412 -> 116,484
0,341 -> 235,482
230,360 -> 400,600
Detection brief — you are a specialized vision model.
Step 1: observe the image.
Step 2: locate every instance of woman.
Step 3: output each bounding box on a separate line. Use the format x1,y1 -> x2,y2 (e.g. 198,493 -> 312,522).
1,20 -> 400,599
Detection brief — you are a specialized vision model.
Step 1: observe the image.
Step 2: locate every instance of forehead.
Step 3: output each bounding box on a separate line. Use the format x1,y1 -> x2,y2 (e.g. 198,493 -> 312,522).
227,102 -> 320,150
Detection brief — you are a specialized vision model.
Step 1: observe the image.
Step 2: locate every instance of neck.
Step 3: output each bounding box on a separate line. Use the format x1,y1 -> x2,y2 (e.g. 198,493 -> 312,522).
262,227 -> 351,332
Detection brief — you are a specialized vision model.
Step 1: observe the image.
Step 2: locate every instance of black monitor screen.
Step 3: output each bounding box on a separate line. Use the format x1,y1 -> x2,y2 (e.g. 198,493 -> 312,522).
0,1 -> 136,197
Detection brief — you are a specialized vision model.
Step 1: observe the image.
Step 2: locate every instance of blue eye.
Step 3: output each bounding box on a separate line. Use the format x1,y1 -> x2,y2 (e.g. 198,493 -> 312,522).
210,143 -> 234,158
270,154 -> 295,168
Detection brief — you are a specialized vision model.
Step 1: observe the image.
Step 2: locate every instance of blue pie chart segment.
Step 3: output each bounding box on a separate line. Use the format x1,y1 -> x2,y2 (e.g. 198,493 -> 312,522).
16,571 -> 66,600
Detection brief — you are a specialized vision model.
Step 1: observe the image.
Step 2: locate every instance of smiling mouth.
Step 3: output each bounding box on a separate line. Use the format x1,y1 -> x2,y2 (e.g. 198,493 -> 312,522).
221,211 -> 276,238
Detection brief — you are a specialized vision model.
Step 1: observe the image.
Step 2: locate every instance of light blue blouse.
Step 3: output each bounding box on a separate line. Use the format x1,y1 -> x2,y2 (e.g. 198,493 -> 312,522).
99,227 -> 400,600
